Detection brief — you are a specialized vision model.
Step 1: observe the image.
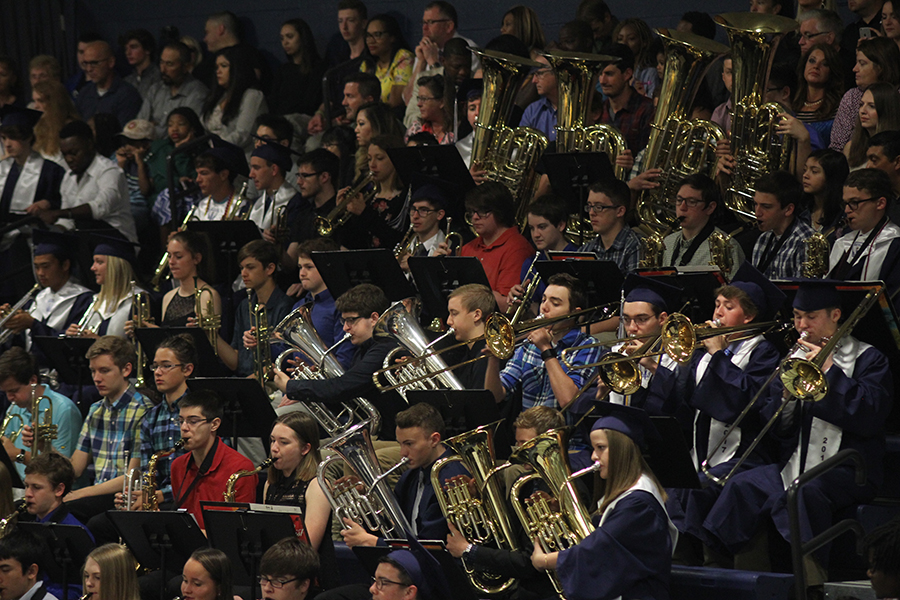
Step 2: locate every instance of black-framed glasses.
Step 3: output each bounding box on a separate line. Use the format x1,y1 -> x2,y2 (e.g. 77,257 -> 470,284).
258,576 -> 299,589
672,196 -> 704,208
177,417 -> 209,427
422,18 -> 451,26
622,315 -> 654,326
149,363 -> 184,372
366,31 -> 387,39
371,576 -> 411,591
409,207 -> 437,216
800,31 -> 827,41
532,68 -> 553,77
843,197 -> 877,211
465,210 -> 492,221
585,203 -> 616,213
297,171 -> 321,179
340,315 -> 364,326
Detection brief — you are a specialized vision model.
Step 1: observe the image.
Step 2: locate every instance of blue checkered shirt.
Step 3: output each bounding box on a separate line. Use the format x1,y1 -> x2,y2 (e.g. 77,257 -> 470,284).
77,386 -> 153,484
578,226 -> 641,274
499,329 -> 601,417
751,218 -> 815,280
139,391 -> 188,502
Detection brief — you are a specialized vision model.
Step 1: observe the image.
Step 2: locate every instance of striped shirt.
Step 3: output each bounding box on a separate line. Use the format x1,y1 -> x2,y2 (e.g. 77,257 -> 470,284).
579,226 -> 642,274
751,219 -> 815,280
77,386 -> 153,484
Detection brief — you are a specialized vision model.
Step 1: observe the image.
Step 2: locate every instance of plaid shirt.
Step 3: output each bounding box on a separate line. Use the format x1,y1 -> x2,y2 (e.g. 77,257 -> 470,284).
77,385 -> 153,484
499,329 -> 601,416
579,226 -> 641,273
599,88 -> 656,154
139,391 -> 188,503
751,218 -> 815,280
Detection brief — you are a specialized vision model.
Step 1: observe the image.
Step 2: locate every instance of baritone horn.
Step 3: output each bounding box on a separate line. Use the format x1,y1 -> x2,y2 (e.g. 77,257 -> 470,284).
716,13 -> 798,222
431,421 -> 518,595
636,29 -> 728,232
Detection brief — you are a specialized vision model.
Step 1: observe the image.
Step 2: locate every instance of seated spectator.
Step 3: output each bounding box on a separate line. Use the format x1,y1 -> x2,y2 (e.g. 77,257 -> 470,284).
556,19 -> 595,53
31,80 -> 80,164
120,29 -> 161,99
194,11 -> 271,94
405,75 -> 454,145
137,40 -> 209,139
27,55 -> 61,102
613,18 -> 659,97
114,119 -> 155,235
0,56 -> 22,109
793,43 -> 844,145
361,14 -> 414,109
74,40 -> 143,126
403,38 -> 472,129
269,18 -> 325,121
201,46 -> 268,157
147,107 -> 204,227
598,44 -> 654,155
844,82 -> 900,170
520,55 -> 558,142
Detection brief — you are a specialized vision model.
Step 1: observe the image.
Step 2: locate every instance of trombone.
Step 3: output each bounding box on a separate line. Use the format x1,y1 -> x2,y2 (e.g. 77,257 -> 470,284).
698,286 -> 882,486
660,313 -> 783,364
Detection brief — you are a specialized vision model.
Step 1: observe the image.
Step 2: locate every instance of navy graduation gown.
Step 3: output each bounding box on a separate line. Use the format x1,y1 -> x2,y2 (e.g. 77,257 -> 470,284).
557,487 -> 674,600
392,447 -> 469,541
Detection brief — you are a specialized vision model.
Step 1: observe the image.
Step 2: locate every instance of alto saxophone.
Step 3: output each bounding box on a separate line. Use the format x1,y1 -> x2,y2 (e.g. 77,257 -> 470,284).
224,457 -> 274,502
142,439 -> 185,511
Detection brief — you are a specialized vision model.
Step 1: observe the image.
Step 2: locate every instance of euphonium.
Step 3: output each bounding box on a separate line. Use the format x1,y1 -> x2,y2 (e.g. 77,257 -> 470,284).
316,172 -> 376,237
274,307 -> 382,436
431,421 -> 518,595
194,277 -> 220,357
637,29 -> 729,232
316,420 -> 413,538
224,457 -> 274,502
30,383 -> 56,457
716,13 -> 799,222
131,281 -> 151,388
223,181 -> 251,220
373,300 -> 465,394
0,283 -> 41,345
150,204 -> 199,291
500,428 -> 595,598
142,438 -> 185,511
469,47 -> 548,211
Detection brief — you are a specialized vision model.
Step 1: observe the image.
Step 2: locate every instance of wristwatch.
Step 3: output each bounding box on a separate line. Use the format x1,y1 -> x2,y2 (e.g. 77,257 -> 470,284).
15,450 -> 26,464
540,347 -> 558,361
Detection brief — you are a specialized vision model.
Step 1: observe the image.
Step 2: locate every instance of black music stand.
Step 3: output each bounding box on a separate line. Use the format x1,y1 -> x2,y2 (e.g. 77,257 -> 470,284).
134,327 -> 227,377
32,336 -> 94,407
534,259 -> 624,309
312,249 -> 417,301
386,146 -> 476,222
17,522 -> 95,600
543,152 -> 616,246
406,390 -> 499,439
187,221 -> 261,285
408,256 -> 491,324
186,378 -> 277,449
648,416 -> 702,489
201,503 -> 300,600
107,511 -> 207,600
634,267 -> 725,324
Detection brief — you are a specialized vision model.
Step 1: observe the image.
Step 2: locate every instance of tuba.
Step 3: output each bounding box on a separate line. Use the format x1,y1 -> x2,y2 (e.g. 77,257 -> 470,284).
469,48 -> 549,213
373,301 -> 465,397
0,283 -> 41,345
636,29 -> 729,232
316,420 -> 413,539
431,421 -> 519,595
224,457 -> 274,502
142,439 -> 185,511
273,307 -> 382,436
30,383 -> 56,457
716,13 -> 799,222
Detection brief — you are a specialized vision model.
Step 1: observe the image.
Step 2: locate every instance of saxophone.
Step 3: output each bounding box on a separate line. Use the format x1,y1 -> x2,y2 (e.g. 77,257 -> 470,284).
224,457 -> 274,502
141,439 -> 185,511
0,500 -> 26,538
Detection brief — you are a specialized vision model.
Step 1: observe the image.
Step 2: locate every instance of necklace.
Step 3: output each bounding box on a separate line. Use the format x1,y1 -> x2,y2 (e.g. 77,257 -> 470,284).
803,98 -> 823,106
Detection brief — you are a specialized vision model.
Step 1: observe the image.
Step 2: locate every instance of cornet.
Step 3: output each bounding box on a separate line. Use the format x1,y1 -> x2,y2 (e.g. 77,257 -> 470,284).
150,204 -> 199,291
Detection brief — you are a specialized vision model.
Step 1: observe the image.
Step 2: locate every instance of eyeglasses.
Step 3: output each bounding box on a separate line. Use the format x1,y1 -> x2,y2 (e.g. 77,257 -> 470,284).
177,417 -> 209,427
417,96 -> 441,102
371,576 -> 411,591
585,203 -> 616,213
340,315 -> 364,326
532,68 -> 553,77
672,196 -> 704,208
366,31 -> 387,39
465,210 -> 492,221
409,207 -> 437,216
622,315 -> 655,326
149,363 -> 184,373
843,197 -> 877,211
422,18 -> 451,26
258,576 -> 299,589
800,31 -> 827,41
297,171 -> 320,179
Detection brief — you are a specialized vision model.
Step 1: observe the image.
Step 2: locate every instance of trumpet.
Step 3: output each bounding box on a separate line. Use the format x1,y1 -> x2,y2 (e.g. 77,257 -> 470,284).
224,457 -> 274,502
507,252 -> 542,326
248,289 -> 272,390
150,204 -> 199,291
273,205 -> 289,258
30,383 -> 56,457
0,283 -> 41,345
194,277 -> 220,356
316,172 -> 375,237
660,313 -> 782,364
223,181 -> 251,220
68,295 -> 100,337
121,450 -> 141,511
393,224 -> 420,259
444,216 -> 464,256
131,281 -> 151,388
